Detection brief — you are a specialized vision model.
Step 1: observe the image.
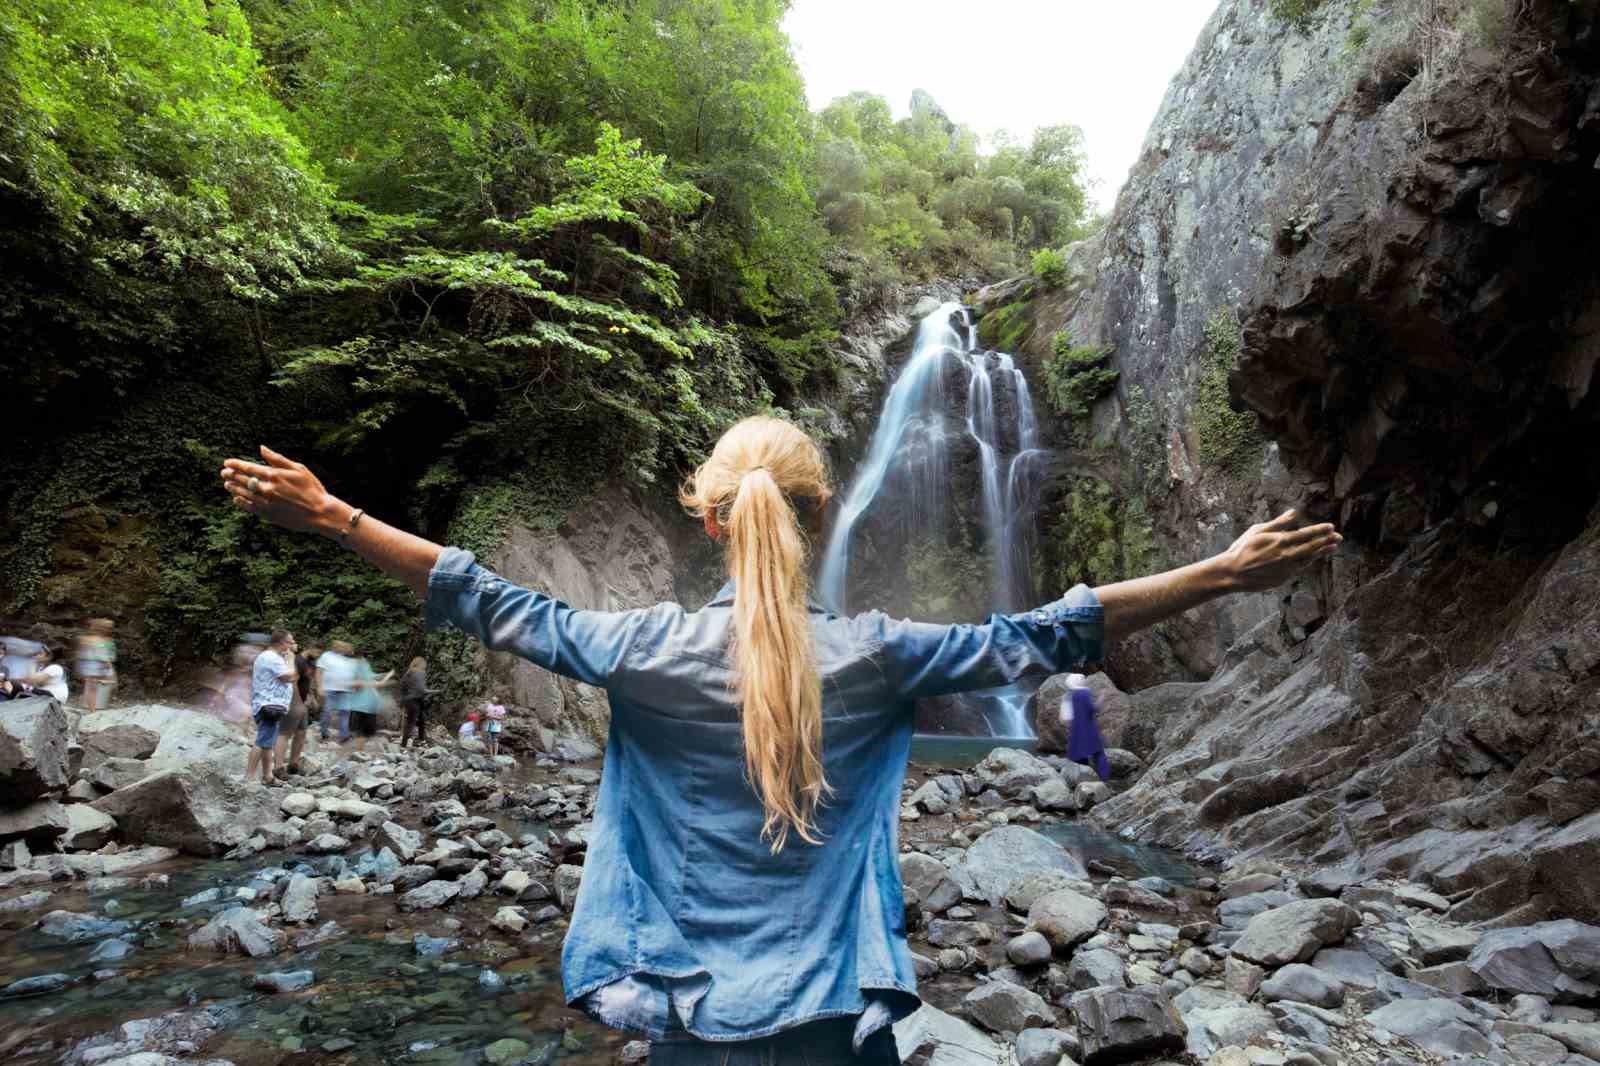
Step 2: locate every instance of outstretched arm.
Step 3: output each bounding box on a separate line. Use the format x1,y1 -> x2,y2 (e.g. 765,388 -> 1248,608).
221,446 -> 441,598
1093,509 -> 1341,644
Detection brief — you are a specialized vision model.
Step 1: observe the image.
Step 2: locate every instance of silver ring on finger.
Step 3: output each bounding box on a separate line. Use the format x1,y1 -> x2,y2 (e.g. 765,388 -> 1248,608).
248,477 -> 260,495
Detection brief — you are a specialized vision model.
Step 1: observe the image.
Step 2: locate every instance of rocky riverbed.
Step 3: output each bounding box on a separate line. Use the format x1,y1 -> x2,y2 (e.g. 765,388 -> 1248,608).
4,698 -> 1600,1065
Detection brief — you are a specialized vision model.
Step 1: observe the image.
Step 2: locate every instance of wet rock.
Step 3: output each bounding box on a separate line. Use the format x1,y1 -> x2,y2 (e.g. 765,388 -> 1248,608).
257,821 -> 300,849
253,970 -> 315,992
303,833 -> 348,855
1259,963 -> 1345,1008
530,904 -> 561,924
188,907 -> 284,957
91,768 -> 279,856
484,1038 -> 530,1065
1073,986 -> 1187,1064
1231,899 -> 1360,968
0,889 -> 52,913
0,972 -> 72,998
88,937 -> 135,962
280,874 -> 319,923
1466,920 -> 1600,1001
38,909 -> 131,941
426,797 -> 467,824
380,820 -> 423,861
492,906 -> 527,933
963,977 -> 1053,1033
1366,999 -> 1491,1057
1027,888 -> 1107,952
293,921 -> 343,949
458,868 -> 489,900
398,879 -> 462,912
893,1001 -> 1006,1066
412,932 -> 458,957
495,869 -> 531,897
1075,781 -> 1112,811
332,876 -> 365,894
391,864 -> 437,890
1006,931 -> 1053,967
0,696 -> 69,802
954,825 -> 1088,905
1068,947 -> 1128,990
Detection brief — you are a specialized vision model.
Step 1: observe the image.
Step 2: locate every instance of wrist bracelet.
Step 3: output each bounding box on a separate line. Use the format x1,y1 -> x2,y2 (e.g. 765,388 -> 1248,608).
340,508 -> 365,542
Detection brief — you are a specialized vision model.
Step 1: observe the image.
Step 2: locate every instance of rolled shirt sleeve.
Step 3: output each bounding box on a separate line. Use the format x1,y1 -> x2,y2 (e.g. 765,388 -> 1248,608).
423,546 -> 644,688
868,584 -> 1105,701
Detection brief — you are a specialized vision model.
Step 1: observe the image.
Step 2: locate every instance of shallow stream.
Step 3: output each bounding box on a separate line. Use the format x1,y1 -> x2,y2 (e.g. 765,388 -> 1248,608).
1,737 -> 1198,1064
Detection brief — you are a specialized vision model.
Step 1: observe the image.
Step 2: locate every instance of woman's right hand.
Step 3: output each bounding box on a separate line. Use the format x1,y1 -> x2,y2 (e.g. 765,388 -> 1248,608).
1220,509 -> 1342,593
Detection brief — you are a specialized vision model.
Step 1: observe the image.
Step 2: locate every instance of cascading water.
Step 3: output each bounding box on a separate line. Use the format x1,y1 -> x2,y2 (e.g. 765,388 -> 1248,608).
819,302 -> 1050,736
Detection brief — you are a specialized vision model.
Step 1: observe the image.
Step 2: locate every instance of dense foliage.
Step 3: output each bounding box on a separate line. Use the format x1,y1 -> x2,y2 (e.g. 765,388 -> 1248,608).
0,0 -> 1094,690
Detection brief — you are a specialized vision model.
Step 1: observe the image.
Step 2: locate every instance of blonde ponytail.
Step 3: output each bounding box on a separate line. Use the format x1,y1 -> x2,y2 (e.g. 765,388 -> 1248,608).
680,417 -> 833,851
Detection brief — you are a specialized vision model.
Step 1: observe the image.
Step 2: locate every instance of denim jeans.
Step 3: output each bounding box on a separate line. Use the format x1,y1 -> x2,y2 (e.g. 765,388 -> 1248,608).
650,1017 -> 898,1066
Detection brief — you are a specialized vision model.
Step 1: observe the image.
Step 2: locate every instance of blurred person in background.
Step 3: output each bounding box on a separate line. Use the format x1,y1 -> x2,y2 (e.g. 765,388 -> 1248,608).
76,618 -> 117,711
343,650 -> 390,754
316,639 -> 356,742
399,655 -> 434,749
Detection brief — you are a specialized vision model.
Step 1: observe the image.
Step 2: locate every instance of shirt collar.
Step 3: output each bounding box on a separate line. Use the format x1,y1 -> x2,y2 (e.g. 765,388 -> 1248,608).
706,579 -> 832,616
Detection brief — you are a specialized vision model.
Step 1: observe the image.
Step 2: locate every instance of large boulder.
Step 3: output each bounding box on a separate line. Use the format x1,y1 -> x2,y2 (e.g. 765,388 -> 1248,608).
973,747 -> 1057,796
77,704 -> 250,777
1072,986 -> 1187,1065
1366,999 -> 1492,1058
1231,899 -> 1360,969
961,979 -> 1053,1033
188,908 -> 284,957
60,804 -> 116,851
91,769 -> 280,856
1466,921 -> 1600,1002
0,799 -> 72,844
1029,673 -> 1138,757
952,825 -> 1088,905
0,696 -> 69,802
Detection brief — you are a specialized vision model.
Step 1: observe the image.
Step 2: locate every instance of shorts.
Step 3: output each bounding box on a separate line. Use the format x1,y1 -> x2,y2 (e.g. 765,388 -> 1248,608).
282,706 -> 308,734
349,711 -> 378,737
254,709 -> 285,749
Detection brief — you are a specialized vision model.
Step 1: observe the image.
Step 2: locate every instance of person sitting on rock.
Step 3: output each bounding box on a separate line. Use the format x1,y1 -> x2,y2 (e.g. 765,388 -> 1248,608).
20,647 -> 68,704
220,423 -> 1339,1063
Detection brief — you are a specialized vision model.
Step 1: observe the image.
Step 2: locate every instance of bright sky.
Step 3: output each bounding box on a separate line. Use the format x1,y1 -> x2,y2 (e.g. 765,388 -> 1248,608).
782,0 -> 1219,212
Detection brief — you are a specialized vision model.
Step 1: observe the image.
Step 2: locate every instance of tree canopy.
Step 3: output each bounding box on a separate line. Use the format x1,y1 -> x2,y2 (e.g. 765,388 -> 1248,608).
0,0 -> 1096,685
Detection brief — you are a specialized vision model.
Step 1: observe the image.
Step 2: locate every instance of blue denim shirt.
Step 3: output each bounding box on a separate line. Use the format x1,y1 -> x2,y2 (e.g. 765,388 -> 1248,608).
424,547 -> 1105,1047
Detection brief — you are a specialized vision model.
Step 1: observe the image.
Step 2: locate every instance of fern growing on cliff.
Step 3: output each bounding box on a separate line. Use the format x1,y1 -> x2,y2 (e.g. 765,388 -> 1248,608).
1194,311 -> 1264,474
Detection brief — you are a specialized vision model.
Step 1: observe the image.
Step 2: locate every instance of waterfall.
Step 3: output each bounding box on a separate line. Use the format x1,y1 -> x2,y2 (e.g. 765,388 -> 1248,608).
818,302 -> 1049,736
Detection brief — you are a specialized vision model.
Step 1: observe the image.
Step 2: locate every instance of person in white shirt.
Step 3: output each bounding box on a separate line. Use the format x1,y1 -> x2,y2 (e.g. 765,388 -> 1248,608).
315,640 -> 356,742
248,630 -> 297,785
22,648 -> 68,703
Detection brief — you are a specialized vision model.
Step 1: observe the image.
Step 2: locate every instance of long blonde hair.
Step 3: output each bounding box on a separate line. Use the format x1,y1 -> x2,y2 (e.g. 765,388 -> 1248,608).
680,416 -> 834,852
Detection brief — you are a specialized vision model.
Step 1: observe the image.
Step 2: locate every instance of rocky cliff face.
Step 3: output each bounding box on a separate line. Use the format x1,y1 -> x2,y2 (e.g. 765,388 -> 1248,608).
1006,0 -> 1600,925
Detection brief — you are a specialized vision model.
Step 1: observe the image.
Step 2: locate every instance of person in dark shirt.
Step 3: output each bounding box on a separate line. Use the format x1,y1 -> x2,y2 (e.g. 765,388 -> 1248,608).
399,656 -> 432,749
